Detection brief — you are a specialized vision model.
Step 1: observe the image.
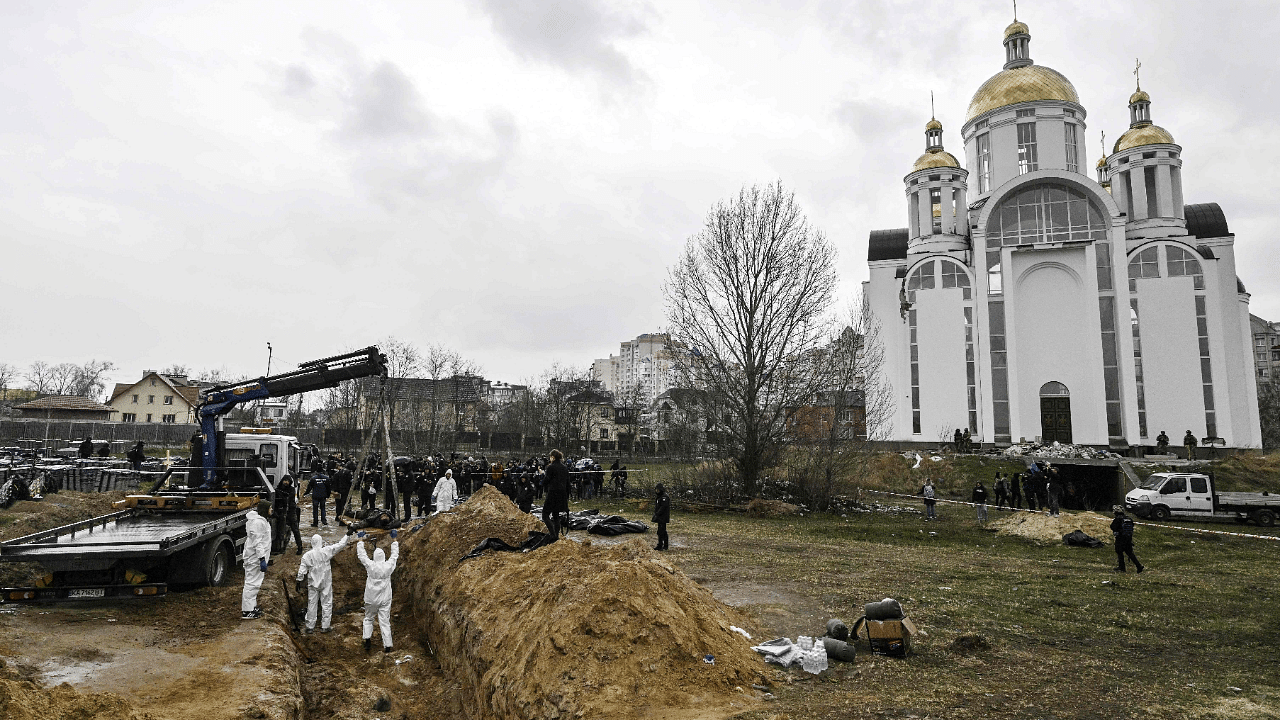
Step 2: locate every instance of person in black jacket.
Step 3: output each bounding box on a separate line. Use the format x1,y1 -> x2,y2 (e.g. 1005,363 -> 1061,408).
78,437 -> 94,459
1010,472 -> 1023,509
971,482 -> 988,524
1111,508 -> 1144,573
273,476 -> 304,555
304,473 -> 330,527
652,483 -> 671,551
542,450 -> 570,541
332,462 -> 353,519
127,442 -> 146,472
516,475 -> 534,513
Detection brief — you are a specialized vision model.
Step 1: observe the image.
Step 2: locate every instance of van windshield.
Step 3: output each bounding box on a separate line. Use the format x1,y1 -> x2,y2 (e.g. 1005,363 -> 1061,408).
1140,476 -> 1166,491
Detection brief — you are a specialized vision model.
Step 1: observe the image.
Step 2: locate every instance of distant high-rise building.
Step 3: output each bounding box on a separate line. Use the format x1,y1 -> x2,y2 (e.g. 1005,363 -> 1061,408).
591,333 -> 674,406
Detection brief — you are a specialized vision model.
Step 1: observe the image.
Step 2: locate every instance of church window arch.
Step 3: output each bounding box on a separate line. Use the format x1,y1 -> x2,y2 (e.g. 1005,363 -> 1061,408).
986,182 -> 1108,246
906,258 -> 970,302
1127,246 -> 1160,291
1166,245 -> 1205,290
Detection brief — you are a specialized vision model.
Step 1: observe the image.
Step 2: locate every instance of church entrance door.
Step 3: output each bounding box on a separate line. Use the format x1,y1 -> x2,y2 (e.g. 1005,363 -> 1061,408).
1039,381 -> 1072,444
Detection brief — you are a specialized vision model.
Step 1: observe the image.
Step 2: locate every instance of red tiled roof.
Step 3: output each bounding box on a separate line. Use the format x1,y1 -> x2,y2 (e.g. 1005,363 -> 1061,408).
16,395 -> 114,412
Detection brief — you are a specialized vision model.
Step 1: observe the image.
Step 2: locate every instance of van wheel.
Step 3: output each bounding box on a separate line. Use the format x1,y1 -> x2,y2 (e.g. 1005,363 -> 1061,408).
1151,506 -> 1170,521
1254,510 -> 1276,527
203,536 -> 235,587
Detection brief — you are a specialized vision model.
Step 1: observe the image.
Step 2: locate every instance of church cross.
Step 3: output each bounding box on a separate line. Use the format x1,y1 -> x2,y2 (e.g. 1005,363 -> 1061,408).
1134,58 -> 1142,90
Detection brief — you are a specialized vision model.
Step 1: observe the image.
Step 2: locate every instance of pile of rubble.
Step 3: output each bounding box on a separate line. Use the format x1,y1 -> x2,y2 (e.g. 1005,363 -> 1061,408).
1003,441 -> 1113,460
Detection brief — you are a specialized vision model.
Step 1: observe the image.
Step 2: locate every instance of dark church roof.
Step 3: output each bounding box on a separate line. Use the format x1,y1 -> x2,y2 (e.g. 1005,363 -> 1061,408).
867,228 -> 909,261
1184,203 -> 1230,239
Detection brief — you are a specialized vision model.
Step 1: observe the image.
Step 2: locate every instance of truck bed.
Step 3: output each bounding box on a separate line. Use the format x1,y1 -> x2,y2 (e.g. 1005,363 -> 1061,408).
1217,492 -> 1280,508
0,509 -> 249,568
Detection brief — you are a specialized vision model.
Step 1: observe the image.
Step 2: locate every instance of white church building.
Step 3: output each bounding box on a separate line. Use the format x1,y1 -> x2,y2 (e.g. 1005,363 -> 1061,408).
865,19 -> 1262,449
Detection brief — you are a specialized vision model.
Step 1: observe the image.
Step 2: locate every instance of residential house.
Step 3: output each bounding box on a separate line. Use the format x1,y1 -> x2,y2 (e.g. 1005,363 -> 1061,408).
15,395 -> 117,421
108,372 -> 205,424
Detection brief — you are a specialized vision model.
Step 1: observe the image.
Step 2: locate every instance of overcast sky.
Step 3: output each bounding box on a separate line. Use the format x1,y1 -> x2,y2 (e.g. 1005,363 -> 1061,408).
3,0 -> 1276,392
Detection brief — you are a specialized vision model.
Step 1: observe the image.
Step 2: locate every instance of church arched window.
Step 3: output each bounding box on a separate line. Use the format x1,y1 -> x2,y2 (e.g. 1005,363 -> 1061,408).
1166,245 -> 1205,290
986,182 -> 1108,246
1127,246 -> 1160,292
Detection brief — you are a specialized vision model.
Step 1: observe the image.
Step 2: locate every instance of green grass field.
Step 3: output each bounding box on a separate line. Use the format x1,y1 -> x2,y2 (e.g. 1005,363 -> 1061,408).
574,488 -> 1280,719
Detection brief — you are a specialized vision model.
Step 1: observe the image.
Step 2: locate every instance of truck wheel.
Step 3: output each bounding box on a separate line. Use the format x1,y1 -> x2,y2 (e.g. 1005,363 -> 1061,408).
203,536 -> 235,587
1151,506 -> 1170,521
1254,510 -> 1276,527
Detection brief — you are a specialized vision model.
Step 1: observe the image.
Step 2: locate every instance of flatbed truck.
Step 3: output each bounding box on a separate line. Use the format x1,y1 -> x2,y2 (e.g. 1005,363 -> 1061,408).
1125,472 -> 1280,526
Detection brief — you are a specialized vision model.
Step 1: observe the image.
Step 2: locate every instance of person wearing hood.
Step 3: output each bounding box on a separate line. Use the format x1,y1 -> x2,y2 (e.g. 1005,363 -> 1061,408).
241,502 -> 273,619
432,468 -> 458,514
652,483 -> 671,551
295,530 -> 351,634
542,449 -> 570,540
356,530 -> 400,653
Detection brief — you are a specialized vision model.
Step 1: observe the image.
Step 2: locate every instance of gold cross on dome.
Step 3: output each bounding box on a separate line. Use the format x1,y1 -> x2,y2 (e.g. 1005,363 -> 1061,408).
1134,58 -> 1142,89
1013,0 -> 1017,21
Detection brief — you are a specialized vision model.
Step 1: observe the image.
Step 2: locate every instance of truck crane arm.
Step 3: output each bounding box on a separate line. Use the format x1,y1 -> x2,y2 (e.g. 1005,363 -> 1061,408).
196,346 -> 387,488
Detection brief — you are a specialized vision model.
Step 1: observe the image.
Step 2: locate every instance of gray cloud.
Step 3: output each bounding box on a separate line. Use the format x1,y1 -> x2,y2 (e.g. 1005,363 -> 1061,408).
474,0 -> 648,85
340,60 -> 432,141
282,64 -> 315,96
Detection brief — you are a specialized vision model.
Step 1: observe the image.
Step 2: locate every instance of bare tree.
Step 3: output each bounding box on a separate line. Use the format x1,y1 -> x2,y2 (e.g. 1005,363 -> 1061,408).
785,292 -> 895,509
161,364 -> 191,377
24,360 -> 114,399
0,363 -> 16,401
25,361 -> 53,394
664,181 -> 837,498
1260,376 -> 1280,451
538,363 -> 592,449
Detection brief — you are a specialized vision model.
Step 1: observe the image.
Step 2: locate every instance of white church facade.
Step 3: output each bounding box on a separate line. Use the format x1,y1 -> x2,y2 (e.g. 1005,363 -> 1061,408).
864,19 -> 1262,449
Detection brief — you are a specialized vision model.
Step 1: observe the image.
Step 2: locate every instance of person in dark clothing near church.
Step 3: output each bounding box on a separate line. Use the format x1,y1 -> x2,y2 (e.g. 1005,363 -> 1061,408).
78,437 -> 94,459
1010,472 -> 1023,509
1046,466 -> 1062,516
1183,430 -> 1198,461
994,473 -> 1009,508
332,462 -> 353,518
1155,430 -> 1170,454
542,450 -> 570,540
516,474 -> 534,513
1111,508 -> 1144,573
971,481 -> 988,524
652,483 -> 671,550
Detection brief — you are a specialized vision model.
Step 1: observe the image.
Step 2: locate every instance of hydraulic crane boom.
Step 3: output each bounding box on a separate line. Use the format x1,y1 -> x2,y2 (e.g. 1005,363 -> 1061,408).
196,346 -> 387,487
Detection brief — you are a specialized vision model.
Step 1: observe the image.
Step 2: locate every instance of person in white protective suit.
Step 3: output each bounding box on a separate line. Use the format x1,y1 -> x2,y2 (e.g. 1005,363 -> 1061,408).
241,504 -> 273,619
295,530 -> 350,633
356,530 -> 399,652
432,469 -> 458,514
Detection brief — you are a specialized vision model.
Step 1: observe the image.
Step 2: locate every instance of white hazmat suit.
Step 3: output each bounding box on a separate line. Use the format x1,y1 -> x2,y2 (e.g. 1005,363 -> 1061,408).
241,508 -> 273,613
432,470 -> 458,513
357,540 -> 399,649
296,532 -> 349,631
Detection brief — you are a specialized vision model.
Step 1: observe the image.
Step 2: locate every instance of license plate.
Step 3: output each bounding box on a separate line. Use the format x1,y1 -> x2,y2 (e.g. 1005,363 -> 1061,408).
68,588 -> 105,599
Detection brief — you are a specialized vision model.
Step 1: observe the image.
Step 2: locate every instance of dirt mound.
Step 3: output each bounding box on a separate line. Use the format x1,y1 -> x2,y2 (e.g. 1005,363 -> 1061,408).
746,498 -> 799,517
399,485 -> 764,720
989,510 -> 1114,545
948,634 -> 991,654
0,659 -> 151,720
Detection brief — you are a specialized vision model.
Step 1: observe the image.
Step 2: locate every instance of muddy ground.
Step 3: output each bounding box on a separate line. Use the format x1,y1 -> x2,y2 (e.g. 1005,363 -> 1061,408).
3,488 -> 1278,719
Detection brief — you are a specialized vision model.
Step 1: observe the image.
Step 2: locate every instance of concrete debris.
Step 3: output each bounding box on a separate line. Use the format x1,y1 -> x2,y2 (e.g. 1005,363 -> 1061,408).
1003,440 -> 1113,460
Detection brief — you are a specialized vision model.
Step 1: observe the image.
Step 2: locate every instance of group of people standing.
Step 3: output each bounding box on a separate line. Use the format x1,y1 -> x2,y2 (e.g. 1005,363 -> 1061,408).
987,464 -> 1063,516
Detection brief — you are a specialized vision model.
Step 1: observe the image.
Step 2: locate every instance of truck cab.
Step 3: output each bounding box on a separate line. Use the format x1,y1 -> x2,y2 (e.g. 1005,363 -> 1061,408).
223,430 -> 302,489
1126,473 -> 1213,520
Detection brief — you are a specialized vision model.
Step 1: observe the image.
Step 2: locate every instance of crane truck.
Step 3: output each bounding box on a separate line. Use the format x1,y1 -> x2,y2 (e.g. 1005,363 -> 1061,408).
0,347 -> 387,603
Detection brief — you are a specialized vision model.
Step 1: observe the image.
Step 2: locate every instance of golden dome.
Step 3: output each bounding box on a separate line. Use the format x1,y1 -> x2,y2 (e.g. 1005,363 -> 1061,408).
965,64 -> 1079,124
1004,20 -> 1029,39
1114,124 -> 1176,153
925,118 -> 942,131
1097,155 -> 1107,168
912,150 -> 960,173
1129,89 -> 1150,104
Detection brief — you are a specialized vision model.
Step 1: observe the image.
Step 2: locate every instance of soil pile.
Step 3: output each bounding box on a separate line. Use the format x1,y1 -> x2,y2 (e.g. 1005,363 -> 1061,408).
0,658 -> 151,720
399,485 -> 764,720
989,510 -> 1114,545
746,499 -> 799,517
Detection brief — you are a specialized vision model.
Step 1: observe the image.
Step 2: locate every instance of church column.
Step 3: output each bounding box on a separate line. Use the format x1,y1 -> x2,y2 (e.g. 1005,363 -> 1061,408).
1155,164 -> 1174,219
1128,168 -> 1149,221
918,188 -> 933,237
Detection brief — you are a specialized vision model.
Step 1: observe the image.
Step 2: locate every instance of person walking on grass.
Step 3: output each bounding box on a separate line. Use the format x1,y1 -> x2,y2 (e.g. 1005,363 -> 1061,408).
1010,472 -> 1023,509
919,479 -> 938,520
972,481 -> 988,524
994,473 -> 1009,508
1111,508 -> 1144,573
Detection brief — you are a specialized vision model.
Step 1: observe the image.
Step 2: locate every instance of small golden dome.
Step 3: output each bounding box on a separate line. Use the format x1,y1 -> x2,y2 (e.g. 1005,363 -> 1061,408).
912,150 -> 960,173
1113,124 -> 1176,153
1004,20 -> 1029,39
1097,155 -> 1107,168
965,64 -> 1079,124
925,118 -> 942,131
1129,89 -> 1150,105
